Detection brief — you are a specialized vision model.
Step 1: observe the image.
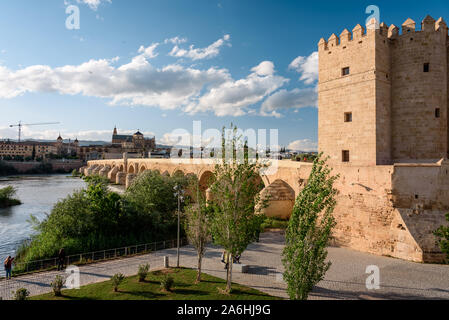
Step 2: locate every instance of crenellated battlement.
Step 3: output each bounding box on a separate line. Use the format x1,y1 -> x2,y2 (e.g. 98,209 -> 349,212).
319,15 -> 448,51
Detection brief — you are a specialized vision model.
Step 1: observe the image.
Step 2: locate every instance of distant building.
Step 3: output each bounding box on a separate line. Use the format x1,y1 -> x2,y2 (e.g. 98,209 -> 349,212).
0,140 -> 58,159
0,127 -> 157,162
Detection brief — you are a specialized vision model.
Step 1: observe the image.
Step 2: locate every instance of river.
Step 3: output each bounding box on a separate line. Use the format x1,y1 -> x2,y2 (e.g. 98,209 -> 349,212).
0,175 -> 86,262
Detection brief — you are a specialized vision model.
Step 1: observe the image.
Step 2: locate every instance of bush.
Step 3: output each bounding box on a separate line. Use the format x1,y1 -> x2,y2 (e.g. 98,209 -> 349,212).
160,275 -> 174,292
138,264 -> 150,282
434,213 -> 449,262
13,288 -> 30,300
51,275 -> 65,297
0,186 -> 21,208
261,217 -> 289,231
111,273 -> 125,292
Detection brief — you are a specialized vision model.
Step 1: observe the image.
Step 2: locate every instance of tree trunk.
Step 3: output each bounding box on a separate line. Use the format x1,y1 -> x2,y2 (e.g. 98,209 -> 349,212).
196,253 -> 202,283
226,254 -> 233,293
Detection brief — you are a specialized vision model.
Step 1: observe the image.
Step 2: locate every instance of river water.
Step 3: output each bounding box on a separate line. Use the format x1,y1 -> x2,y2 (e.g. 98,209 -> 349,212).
0,175 -> 86,262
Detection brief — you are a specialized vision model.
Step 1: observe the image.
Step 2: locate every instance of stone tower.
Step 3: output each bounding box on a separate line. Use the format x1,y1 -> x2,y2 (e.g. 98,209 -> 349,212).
318,16 -> 449,166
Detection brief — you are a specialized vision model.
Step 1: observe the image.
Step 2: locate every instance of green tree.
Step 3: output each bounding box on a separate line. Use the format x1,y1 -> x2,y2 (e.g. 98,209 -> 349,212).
184,175 -> 211,283
282,154 -> 339,300
124,170 -> 189,240
434,214 -> 449,262
208,125 -> 268,293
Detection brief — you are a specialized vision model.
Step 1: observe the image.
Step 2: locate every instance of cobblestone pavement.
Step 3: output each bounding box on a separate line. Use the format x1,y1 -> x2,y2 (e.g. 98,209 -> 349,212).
1,231 -> 448,300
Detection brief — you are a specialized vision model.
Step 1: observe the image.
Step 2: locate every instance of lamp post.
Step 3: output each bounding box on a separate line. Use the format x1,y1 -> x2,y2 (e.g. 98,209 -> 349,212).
174,185 -> 185,268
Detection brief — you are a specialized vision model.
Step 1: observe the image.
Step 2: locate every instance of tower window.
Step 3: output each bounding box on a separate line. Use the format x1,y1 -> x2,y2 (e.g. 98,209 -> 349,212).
435,108 -> 441,118
344,112 -> 352,122
342,67 -> 350,76
424,63 -> 430,72
342,150 -> 350,162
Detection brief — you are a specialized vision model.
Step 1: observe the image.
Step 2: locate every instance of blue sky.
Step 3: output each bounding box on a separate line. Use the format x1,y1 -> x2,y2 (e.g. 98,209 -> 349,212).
0,0 -> 448,151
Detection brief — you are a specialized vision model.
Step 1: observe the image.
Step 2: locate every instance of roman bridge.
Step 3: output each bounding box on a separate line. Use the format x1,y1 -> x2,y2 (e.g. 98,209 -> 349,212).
83,158 -> 313,219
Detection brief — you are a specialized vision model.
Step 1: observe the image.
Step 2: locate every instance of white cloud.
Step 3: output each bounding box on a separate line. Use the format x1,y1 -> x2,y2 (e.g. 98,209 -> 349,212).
0,50 -> 230,110
164,37 -> 187,45
260,87 -> 317,117
76,0 -> 111,11
287,139 -> 318,152
251,61 -> 275,76
0,44 -> 290,117
185,61 -> 288,116
289,51 -> 318,84
169,34 -> 231,61
137,43 -> 159,59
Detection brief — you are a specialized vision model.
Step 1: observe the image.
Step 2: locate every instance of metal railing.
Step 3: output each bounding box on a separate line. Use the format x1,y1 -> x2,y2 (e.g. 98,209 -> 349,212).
9,238 -> 188,277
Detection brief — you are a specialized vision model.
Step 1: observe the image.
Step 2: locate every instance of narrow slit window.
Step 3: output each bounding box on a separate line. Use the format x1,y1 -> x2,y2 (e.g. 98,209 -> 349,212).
342,67 -> 350,76
424,63 -> 430,73
435,108 -> 441,118
342,150 -> 350,162
344,112 -> 352,122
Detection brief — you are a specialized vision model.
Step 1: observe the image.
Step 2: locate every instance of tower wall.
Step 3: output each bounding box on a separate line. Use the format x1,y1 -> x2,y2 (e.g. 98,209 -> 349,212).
318,27 -> 379,166
390,22 -> 448,161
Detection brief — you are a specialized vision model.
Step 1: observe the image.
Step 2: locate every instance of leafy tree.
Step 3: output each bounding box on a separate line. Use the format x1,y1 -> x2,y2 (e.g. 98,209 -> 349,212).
434,214 -> 449,262
282,154 -> 339,300
124,170 -> 189,240
184,175 -> 211,282
208,125 -> 268,293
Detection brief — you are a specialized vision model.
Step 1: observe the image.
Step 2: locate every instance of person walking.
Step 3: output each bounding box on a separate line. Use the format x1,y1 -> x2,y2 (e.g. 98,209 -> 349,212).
57,248 -> 66,271
221,251 -> 230,270
4,256 -> 14,280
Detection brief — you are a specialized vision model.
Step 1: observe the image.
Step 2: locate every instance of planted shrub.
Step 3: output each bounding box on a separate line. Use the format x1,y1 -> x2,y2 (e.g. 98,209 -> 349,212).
13,288 -> 30,300
138,264 -> 150,282
160,275 -> 174,292
111,273 -> 125,292
51,275 -> 65,296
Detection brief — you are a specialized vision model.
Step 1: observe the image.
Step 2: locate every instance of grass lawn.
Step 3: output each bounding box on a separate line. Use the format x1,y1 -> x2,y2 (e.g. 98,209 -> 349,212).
32,268 -> 280,300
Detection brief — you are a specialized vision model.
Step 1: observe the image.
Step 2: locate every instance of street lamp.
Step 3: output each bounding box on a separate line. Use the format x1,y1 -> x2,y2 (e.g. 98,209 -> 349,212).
174,184 -> 185,268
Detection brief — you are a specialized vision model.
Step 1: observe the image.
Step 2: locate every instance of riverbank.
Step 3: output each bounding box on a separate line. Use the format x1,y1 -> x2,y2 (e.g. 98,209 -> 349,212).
0,175 -> 87,263
0,186 -> 21,209
0,160 -> 84,176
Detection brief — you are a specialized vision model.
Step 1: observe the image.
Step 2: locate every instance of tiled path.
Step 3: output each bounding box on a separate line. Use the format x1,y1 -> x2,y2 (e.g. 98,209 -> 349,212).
1,231 -> 449,300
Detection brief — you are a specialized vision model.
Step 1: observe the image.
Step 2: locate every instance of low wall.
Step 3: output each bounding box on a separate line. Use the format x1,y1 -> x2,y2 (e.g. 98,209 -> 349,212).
3,160 -> 84,173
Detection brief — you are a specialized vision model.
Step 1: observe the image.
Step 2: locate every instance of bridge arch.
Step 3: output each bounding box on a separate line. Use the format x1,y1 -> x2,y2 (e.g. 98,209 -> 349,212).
128,164 -> 137,174
139,165 -> 148,174
260,179 -> 295,220
199,170 -> 214,193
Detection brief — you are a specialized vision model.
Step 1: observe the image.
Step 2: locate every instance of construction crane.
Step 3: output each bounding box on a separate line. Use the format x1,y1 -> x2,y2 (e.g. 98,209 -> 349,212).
9,121 -> 60,142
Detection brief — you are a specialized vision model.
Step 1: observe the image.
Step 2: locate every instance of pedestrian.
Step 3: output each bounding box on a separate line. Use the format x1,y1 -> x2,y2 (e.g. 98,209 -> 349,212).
221,251 -> 230,270
57,248 -> 66,271
4,256 -> 14,280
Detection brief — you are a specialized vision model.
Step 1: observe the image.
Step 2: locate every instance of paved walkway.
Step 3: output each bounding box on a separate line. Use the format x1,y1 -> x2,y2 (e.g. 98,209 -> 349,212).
1,231 -> 449,300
